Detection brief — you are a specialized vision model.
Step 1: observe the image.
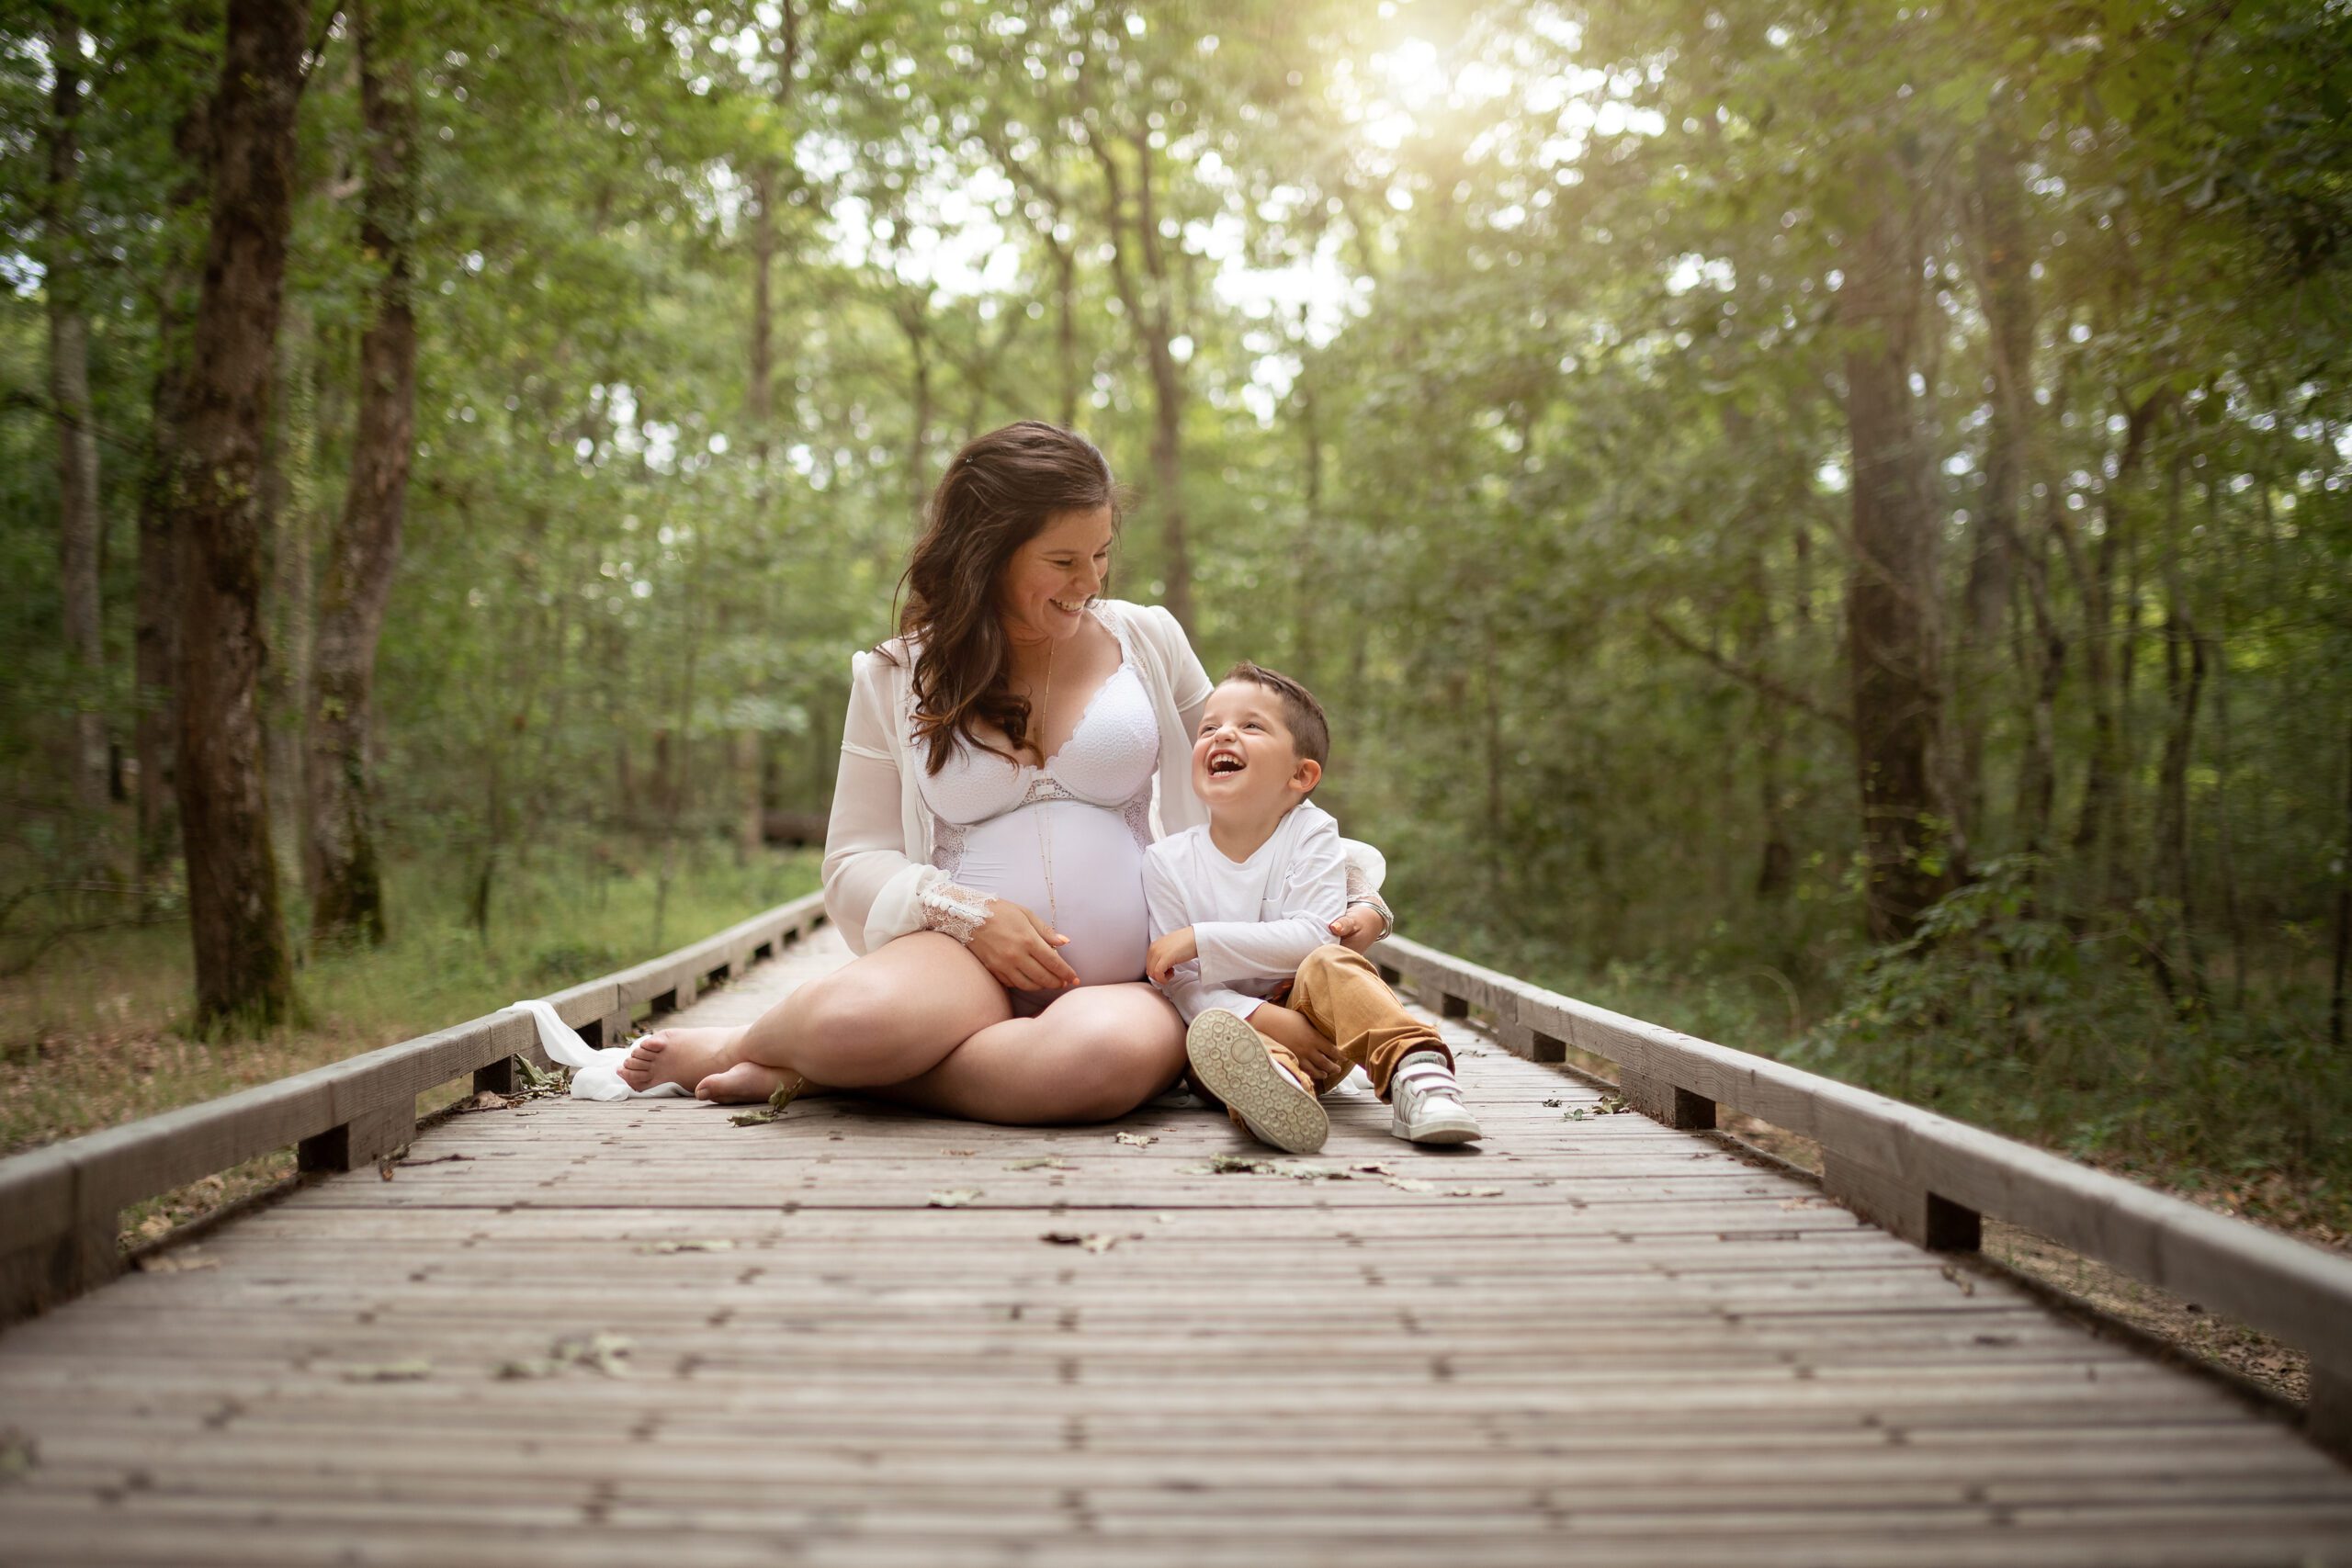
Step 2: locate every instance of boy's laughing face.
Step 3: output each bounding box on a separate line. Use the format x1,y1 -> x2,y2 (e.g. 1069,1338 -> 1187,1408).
1193,678 -> 1321,815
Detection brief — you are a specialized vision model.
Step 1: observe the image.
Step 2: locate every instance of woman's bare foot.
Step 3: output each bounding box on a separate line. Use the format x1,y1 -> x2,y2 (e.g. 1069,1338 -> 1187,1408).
695,1061 -> 800,1105
619,1025 -> 743,1091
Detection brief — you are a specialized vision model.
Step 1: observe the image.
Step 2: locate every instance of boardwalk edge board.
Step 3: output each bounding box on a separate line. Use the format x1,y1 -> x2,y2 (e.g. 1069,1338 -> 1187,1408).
1369,933 -> 2352,1453
0,890 -> 828,1326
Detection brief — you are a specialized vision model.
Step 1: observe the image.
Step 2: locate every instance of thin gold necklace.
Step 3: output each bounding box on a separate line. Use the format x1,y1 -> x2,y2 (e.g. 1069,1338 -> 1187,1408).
1033,637 -> 1058,934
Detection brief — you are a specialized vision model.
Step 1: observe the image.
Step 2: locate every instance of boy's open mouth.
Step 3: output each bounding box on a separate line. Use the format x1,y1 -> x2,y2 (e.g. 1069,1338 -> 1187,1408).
1206,749 -> 1246,777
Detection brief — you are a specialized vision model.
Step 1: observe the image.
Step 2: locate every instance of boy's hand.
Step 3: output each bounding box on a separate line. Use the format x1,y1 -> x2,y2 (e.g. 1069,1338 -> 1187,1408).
1329,902 -> 1386,952
1146,927 -> 1199,987
1250,1002 -> 1344,1080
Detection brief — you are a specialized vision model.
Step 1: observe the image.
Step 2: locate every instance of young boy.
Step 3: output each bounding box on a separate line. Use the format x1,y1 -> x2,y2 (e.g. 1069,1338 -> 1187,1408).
1143,662 -> 1481,1156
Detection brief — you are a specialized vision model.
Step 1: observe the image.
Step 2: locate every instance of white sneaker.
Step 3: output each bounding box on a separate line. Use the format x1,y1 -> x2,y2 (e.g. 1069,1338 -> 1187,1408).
1185,1009 -> 1329,1155
1389,1054 -> 1482,1145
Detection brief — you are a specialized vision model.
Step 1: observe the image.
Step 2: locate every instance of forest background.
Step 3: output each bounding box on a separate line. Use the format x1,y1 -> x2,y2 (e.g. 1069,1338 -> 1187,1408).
2,0 -> 2348,1242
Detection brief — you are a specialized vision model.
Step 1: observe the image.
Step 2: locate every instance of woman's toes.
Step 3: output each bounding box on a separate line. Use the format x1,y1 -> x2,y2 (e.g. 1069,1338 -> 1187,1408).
695,1062 -> 785,1105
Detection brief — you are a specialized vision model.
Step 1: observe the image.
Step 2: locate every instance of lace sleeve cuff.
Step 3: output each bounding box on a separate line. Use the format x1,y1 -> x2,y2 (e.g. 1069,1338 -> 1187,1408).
1342,866 -> 1395,939
919,879 -> 995,946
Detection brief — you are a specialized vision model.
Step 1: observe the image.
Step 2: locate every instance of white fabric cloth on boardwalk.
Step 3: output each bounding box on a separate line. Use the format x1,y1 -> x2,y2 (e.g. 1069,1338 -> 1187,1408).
504,998 -> 685,1101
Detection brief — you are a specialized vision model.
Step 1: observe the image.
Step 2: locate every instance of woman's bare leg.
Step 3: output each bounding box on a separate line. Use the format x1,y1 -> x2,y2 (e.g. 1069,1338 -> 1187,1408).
625,937 -> 1183,1122
623,932 -> 1012,1095
874,982 -> 1184,1124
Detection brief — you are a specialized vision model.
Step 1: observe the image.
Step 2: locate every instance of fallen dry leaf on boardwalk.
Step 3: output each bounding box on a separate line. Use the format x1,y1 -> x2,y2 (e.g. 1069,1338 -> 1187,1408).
1041,1232 -> 1121,1253
500,1333 -> 634,1381
1004,1156 -> 1073,1171
136,1253 -> 219,1274
341,1359 -> 433,1383
928,1189 -> 982,1207
638,1238 -> 735,1254
1114,1132 -> 1156,1147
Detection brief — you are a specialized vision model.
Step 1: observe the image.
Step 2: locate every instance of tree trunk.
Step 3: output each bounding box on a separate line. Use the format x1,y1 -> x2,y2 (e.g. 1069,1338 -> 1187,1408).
733,729 -> 763,865
2010,506 -> 2067,859
2150,456 -> 2207,1008
1839,154 -> 1956,942
1291,342 -> 1323,678
748,160 -> 776,467
133,85 -> 214,897
1052,232 -> 1079,430
902,299 -> 933,521
172,0 -> 314,1027
2199,474 -> 2248,1008
308,0 -> 419,946
1955,132 -> 2035,850
1092,129 -> 1193,632
46,15 -> 107,812
2070,389 -> 2165,893
263,300 -> 311,878
2334,707 -> 2352,1051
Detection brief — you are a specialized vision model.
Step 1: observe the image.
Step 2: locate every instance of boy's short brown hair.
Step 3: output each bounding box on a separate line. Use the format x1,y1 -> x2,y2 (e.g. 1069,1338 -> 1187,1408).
1219,661 -> 1330,772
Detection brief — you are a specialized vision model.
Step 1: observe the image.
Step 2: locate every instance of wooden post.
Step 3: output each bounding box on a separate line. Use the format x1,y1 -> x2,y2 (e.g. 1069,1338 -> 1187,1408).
1823,1150 -> 1982,1252
1377,963 -> 1402,987
1439,992 -> 1469,1021
1620,1068 -> 1715,1131
652,975 -> 698,1014
1487,1019 -> 1566,1064
298,1104 -> 413,1173
2311,1364 -> 2350,1457
0,1219 -> 117,1326
472,1056 -> 518,1094
578,1010 -> 631,1050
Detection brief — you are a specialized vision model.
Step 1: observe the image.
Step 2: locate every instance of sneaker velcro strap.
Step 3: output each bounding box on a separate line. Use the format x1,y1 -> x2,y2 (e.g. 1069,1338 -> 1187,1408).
1394,1061 -> 1457,1089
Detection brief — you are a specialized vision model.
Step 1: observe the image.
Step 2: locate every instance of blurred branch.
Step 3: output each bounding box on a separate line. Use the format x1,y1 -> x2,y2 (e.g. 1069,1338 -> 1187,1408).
1,912 -> 181,979
1646,611 -> 1852,732
1,389 -> 146,456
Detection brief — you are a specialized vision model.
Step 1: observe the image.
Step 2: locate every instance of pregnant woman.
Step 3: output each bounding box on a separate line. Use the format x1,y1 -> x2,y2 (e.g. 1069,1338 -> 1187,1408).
619,421 -> 1387,1122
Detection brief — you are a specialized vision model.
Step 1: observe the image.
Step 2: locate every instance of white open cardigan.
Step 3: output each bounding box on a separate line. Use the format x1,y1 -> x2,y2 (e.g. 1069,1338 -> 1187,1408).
819,599 -> 1385,958
820,601 -> 1216,956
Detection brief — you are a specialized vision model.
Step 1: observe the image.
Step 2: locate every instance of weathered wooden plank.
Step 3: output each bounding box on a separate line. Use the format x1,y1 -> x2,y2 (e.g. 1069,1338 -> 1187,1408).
7,907 -> 2352,1568
1373,932 -> 2352,1408
0,891 -> 826,1325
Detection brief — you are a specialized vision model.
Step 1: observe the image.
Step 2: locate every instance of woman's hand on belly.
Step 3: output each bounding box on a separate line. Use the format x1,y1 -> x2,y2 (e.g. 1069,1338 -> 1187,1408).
967,898 -> 1083,992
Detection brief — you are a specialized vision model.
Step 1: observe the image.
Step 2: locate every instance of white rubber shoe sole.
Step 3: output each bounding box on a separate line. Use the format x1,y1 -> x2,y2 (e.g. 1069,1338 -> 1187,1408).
1185,1010 -> 1329,1156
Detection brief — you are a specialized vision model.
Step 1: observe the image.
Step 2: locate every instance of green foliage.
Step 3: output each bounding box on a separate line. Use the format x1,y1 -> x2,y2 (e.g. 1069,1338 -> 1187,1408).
1794,858 -> 2352,1213
0,0 -> 2346,1211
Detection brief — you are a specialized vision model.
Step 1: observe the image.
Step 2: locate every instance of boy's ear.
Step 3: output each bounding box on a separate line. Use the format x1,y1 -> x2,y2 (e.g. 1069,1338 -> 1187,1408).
1290,756 -> 1322,795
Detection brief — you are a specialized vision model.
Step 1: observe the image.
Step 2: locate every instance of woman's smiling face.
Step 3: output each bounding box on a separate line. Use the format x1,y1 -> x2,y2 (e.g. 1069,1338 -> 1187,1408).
998,505 -> 1114,649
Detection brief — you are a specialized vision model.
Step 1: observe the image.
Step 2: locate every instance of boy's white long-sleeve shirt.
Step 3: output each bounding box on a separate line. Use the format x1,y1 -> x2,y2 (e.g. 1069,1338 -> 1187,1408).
1144,800 -> 1349,1022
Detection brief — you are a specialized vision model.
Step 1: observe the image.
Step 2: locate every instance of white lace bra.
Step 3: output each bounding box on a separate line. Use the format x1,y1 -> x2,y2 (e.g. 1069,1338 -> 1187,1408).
911,627 -> 1161,874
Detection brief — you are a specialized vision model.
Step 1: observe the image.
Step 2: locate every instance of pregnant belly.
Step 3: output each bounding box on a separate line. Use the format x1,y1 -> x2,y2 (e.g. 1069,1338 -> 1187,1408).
951,800 -> 1149,987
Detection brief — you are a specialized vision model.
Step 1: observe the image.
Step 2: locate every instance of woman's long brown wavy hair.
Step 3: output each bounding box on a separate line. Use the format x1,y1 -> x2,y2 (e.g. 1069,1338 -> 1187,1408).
890,422 -> 1121,775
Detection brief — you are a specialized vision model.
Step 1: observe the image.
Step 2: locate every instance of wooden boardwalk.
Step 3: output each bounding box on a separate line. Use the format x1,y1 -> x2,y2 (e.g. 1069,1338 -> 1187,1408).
3,930 -> 2349,1566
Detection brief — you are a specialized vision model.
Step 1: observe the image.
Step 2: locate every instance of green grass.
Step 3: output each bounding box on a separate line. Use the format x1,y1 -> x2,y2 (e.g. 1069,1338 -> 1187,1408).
0,840 -> 820,1156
